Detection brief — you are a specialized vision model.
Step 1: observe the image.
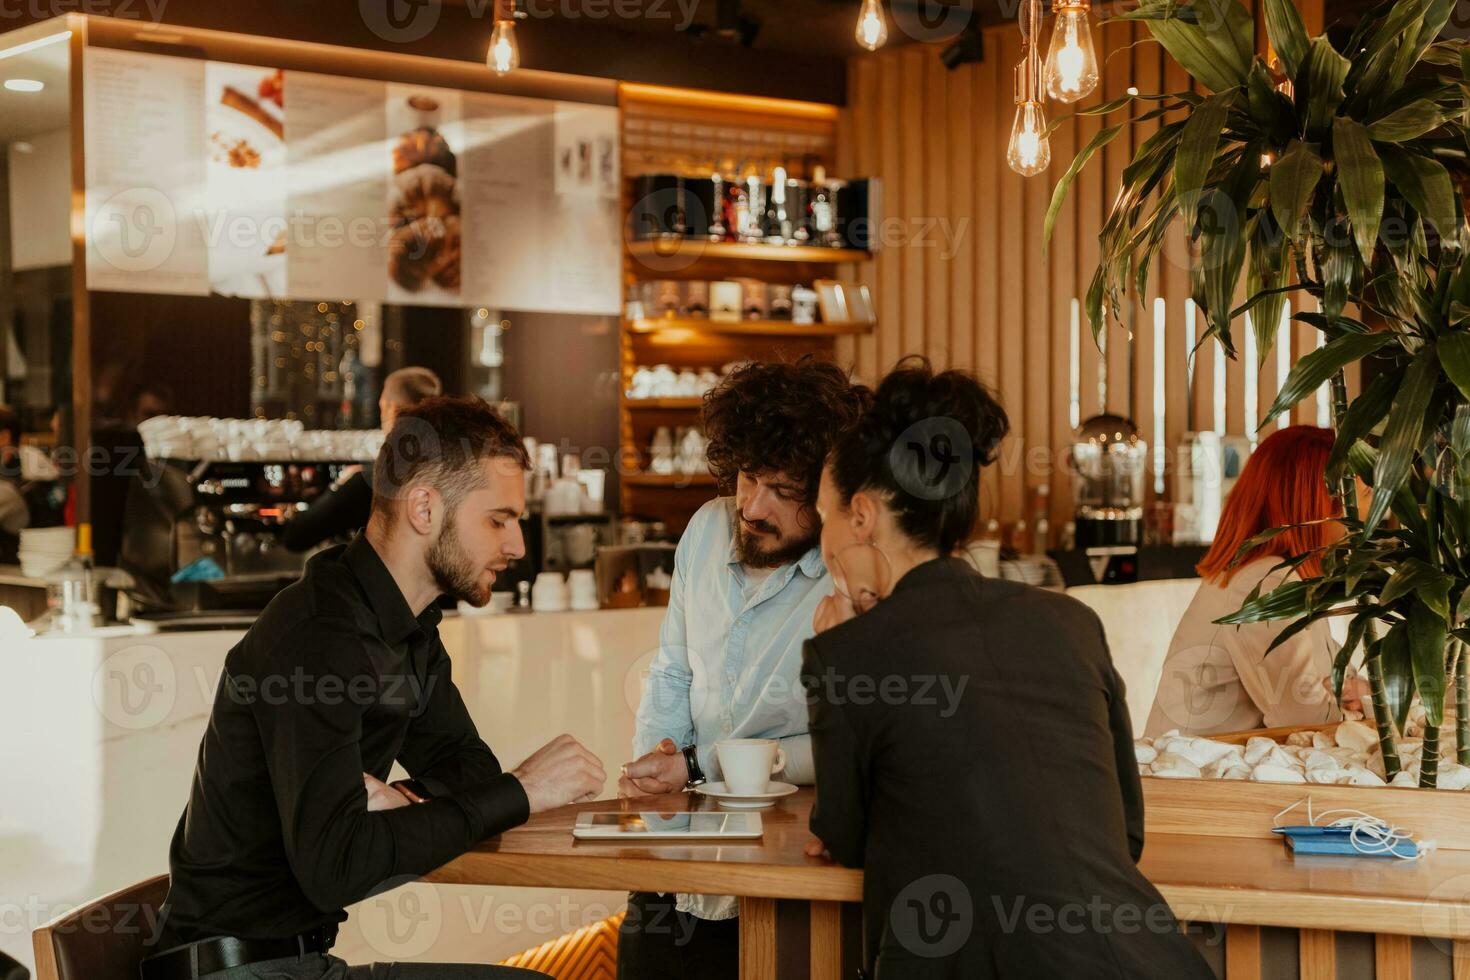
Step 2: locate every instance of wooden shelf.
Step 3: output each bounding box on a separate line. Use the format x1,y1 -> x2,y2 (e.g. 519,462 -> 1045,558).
625,397 -> 704,410
628,317 -> 873,338
623,472 -> 717,488
626,240 -> 870,265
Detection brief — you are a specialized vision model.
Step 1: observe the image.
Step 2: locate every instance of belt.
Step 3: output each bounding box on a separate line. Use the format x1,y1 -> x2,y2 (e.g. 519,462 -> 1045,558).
140,925 -> 337,980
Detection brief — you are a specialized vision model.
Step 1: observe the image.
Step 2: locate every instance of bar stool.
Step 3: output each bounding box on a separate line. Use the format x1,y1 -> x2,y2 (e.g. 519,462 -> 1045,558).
32,875 -> 168,980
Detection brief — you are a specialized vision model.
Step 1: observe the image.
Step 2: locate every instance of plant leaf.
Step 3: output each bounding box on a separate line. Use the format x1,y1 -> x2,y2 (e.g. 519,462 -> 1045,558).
1380,626 -> 1416,734
1366,100 -> 1448,142
1304,36 -> 1351,134
1440,331 -> 1470,401
1263,0 -> 1310,82
1379,144 -> 1461,249
1380,558 -> 1453,614
1173,91 -> 1235,231
1365,345 -> 1440,536
1409,601 -> 1449,727
1326,370 -> 1399,483
1269,140 -> 1324,241
1118,0 -> 1253,94
1045,123 -> 1126,250
1262,331 -> 1395,427
1332,117 -> 1385,265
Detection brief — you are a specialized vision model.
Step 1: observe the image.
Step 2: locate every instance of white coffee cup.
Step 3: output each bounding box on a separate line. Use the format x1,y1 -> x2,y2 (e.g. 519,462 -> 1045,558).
716,738 -> 786,795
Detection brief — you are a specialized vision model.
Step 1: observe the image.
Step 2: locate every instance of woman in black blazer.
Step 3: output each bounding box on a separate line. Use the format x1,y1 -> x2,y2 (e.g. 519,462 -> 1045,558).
802,360 -> 1212,979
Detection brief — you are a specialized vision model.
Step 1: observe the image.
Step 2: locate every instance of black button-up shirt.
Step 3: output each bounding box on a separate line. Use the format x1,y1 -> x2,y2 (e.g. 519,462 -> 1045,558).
158,536 -> 528,946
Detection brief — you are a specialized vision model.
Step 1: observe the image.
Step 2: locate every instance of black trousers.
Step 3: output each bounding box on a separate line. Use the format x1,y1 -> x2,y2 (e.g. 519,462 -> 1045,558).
616,892 -> 738,980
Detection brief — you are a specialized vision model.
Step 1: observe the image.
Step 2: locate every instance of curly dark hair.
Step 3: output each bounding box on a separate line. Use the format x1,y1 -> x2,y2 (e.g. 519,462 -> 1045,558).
701,357 -> 870,503
829,357 -> 1010,555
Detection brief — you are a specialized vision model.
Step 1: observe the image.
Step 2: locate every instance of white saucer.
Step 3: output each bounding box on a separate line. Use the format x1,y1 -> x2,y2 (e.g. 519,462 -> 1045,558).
695,781 -> 799,809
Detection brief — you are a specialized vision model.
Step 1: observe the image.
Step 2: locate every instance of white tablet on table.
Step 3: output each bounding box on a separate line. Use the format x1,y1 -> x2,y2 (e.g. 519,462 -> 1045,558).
572,811 -> 763,840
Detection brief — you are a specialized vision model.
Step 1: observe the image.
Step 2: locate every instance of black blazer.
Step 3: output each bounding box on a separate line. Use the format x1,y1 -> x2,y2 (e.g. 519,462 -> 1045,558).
802,557 -> 1212,979
283,468 -> 373,552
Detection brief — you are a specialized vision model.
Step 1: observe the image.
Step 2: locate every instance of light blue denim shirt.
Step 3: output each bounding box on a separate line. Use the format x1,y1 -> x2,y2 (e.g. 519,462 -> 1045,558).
634,496 -> 828,791
633,497 -> 830,920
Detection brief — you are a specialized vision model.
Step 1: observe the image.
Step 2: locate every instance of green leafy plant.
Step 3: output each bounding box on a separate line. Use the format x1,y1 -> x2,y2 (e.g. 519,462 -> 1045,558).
1048,0 -> 1470,785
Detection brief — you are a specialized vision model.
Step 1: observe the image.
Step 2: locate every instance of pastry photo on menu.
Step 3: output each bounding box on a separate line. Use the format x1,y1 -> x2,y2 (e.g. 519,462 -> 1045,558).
387,88 -> 463,302
205,63 -> 287,298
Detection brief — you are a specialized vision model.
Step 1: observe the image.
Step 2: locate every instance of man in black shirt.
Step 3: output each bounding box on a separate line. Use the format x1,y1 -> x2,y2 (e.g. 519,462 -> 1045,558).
147,397 -> 605,980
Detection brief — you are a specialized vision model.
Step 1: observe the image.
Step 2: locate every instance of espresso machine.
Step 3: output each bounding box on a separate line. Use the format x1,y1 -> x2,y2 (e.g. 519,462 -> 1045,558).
120,456 -> 349,616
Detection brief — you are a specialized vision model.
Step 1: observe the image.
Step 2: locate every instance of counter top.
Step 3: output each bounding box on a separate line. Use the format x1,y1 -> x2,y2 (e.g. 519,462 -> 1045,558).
426,788 -> 1470,939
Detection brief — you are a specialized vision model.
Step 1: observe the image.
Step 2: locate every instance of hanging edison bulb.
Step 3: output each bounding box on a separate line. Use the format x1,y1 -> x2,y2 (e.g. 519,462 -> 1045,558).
1009,0 -> 1051,177
488,18 -> 519,74
1043,1 -> 1098,103
1007,100 -> 1051,176
855,0 -> 888,51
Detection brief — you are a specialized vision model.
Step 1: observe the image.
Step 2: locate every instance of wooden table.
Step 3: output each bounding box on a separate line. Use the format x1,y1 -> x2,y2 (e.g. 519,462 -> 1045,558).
426,788 -> 1470,979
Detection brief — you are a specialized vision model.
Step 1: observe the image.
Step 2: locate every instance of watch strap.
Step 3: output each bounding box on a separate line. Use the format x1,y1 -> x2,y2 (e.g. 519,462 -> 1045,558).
682,744 -> 706,788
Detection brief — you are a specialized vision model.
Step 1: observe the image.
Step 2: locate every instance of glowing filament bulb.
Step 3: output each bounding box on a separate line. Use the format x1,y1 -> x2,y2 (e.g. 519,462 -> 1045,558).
488,20 -> 519,75
1007,100 -> 1052,177
1043,7 -> 1099,103
855,0 -> 888,51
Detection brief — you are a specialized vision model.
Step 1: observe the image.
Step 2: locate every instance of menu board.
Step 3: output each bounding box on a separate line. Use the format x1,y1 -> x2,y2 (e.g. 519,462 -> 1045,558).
83,48 -> 620,316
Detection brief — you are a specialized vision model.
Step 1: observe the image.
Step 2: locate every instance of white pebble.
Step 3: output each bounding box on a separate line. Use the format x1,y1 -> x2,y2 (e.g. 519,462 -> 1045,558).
1390,771 -> 1418,788
1301,749 -> 1339,772
1312,731 -> 1336,750
1171,738 -> 1239,768
1150,752 -> 1202,779
1220,764 -> 1250,780
1437,764 -> 1470,791
1253,763 -> 1307,784
1287,731 -> 1314,747
1334,720 -> 1378,753
1306,768 -> 1344,784
1243,737 -> 1277,766
1345,768 -> 1386,787
1135,742 -> 1158,765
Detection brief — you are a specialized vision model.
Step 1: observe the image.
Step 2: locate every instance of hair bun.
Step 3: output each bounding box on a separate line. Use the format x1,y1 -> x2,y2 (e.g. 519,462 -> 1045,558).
868,358 -> 1009,467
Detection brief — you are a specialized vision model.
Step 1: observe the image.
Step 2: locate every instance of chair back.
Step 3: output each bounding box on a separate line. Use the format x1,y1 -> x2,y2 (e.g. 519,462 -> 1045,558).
32,875 -> 169,980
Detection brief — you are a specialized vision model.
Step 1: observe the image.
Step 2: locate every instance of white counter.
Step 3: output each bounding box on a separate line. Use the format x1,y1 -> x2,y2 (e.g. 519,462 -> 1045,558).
0,606 -> 666,972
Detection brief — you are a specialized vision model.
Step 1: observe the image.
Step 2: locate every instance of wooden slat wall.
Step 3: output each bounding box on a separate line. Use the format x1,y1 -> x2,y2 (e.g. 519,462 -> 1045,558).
835,4 -> 1349,535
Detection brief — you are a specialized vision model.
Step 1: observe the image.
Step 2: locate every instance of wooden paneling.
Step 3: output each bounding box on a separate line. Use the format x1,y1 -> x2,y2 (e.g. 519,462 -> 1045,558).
1298,928 -> 1336,980
835,4 -> 1351,531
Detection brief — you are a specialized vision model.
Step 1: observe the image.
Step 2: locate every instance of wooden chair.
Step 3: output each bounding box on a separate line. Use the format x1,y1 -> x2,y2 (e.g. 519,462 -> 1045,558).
32,875 -> 168,980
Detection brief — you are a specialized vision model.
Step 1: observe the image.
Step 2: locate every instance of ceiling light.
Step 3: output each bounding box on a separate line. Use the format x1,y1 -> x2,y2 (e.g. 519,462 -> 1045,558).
4,79 -> 44,93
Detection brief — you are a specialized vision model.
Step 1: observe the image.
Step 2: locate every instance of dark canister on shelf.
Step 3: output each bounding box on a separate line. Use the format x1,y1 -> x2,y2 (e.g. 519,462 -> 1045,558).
629,174 -> 684,240
836,177 -> 881,252
681,176 -> 719,240
783,178 -> 812,245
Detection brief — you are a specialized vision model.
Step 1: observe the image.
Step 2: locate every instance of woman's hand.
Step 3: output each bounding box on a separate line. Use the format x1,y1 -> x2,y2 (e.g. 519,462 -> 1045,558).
813,592 -> 859,634
363,773 -> 412,811
1335,675 -> 1373,713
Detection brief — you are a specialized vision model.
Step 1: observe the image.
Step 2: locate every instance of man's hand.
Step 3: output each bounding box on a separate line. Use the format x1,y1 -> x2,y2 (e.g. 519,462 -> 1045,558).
364,773 -> 412,812
804,835 -> 830,860
618,737 -> 689,797
512,734 -> 607,813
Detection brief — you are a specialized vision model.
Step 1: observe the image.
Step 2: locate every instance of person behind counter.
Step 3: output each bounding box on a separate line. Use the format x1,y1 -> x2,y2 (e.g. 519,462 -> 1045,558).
802,360 -> 1213,979
616,357 -> 870,980
145,396 -> 604,980
1145,425 -> 1369,737
283,366 -> 443,552
0,405 -> 29,563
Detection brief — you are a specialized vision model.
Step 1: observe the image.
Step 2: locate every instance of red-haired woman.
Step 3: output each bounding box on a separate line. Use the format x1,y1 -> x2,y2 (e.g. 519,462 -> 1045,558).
1145,425 -> 1368,737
